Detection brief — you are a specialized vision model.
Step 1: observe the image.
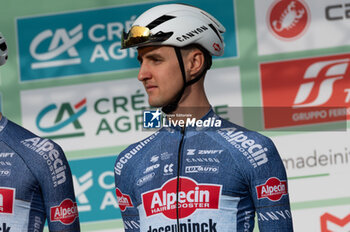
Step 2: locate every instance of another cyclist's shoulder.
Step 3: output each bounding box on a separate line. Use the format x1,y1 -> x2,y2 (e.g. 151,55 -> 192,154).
2,117 -> 65,162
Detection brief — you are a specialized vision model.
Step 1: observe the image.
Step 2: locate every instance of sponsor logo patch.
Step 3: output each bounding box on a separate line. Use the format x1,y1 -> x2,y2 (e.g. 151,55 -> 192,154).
0,153 -> 15,158
115,188 -> 134,212
50,198 -> 79,225
114,132 -> 159,176
256,177 -> 288,201
0,187 -> 15,214
261,54 -> 350,129
136,172 -> 155,186
217,127 -> 268,167
267,0 -> 310,40
163,164 -> 174,175
0,169 -> 10,177
142,177 -> 221,219
320,212 -> 350,232
185,165 -> 219,174
143,164 -> 160,174
21,137 -> 67,187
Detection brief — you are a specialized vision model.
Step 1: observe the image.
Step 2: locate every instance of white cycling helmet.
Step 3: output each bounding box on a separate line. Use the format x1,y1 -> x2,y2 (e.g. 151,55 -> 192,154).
0,32 -> 8,66
122,4 -> 226,113
121,3 -> 225,56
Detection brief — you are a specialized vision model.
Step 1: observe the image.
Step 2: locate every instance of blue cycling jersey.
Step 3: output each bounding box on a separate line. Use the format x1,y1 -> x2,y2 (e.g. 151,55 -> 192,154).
114,109 -> 293,231
115,109 -> 293,232
0,116 -> 80,231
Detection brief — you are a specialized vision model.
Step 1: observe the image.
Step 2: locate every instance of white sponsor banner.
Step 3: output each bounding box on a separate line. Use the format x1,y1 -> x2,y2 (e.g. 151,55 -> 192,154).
271,130 -> 350,203
292,205 -> 350,232
255,0 -> 350,55
21,66 -> 242,151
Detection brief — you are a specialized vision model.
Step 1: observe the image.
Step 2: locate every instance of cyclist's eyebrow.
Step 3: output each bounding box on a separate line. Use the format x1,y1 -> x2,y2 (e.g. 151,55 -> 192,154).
137,55 -> 142,63
138,53 -> 163,62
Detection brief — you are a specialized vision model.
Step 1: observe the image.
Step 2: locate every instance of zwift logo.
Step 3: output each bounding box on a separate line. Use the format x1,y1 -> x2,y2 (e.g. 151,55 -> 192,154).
36,98 -> 87,139
293,59 -> 350,108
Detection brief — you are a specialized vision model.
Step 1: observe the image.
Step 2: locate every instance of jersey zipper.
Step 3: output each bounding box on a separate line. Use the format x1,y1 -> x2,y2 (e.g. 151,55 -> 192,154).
176,126 -> 185,232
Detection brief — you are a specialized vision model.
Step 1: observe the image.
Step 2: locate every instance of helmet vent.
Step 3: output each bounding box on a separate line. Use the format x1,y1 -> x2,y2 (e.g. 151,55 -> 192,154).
146,15 -> 176,30
0,42 -> 7,52
208,23 -> 222,43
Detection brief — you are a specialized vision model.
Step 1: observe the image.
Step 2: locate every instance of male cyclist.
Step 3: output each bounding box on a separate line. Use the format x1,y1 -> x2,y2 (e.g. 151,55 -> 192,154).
0,32 -> 80,231
114,4 -> 293,231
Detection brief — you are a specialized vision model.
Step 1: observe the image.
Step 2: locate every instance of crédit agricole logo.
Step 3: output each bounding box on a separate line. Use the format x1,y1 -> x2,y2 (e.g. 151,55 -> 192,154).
36,98 -> 87,139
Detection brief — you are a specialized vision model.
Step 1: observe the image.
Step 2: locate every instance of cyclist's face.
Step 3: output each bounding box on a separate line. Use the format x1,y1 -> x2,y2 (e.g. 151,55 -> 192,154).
137,46 -> 183,107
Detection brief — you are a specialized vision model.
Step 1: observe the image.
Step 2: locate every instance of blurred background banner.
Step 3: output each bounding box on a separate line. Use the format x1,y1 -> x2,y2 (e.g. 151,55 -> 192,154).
0,0 -> 349,231
16,0 -> 237,81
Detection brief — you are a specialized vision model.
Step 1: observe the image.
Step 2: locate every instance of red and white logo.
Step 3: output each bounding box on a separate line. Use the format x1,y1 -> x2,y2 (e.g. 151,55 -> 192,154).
320,213 -> 350,232
115,188 -> 134,211
256,177 -> 287,201
293,59 -> 349,108
50,199 -> 78,225
261,54 -> 350,129
0,187 -> 15,214
267,0 -> 310,40
213,43 -> 221,52
142,177 -> 221,219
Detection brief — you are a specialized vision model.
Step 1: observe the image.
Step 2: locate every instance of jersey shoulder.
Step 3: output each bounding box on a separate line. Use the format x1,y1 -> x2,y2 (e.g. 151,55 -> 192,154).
213,117 -> 280,169
3,119 -> 65,157
1,119 -> 70,186
115,130 -> 161,177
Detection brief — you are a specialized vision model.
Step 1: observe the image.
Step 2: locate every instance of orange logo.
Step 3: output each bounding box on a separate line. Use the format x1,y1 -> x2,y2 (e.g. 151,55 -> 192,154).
320,212 -> 350,232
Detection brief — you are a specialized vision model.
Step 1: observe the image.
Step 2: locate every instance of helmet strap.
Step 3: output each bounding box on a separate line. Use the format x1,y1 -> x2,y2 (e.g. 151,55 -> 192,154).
162,47 -> 186,114
161,46 -> 207,114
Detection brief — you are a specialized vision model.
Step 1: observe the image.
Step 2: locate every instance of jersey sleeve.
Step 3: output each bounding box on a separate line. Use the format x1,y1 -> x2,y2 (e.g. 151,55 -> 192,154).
34,140 -> 81,231
114,149 -> 140,232
248,136 -> 294,231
